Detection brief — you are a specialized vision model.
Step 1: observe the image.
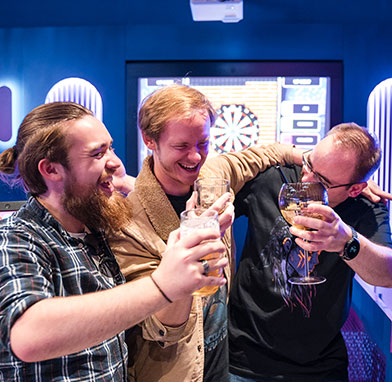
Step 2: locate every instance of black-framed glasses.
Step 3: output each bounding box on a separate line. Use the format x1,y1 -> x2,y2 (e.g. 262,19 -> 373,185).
84,233 -> 123,285
302,150 -> 356,190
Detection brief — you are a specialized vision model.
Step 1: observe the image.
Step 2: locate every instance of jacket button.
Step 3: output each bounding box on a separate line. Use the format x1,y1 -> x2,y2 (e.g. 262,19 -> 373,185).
197,345 -> 202,352
158,341 -> 164,347
159,330 -> 164,336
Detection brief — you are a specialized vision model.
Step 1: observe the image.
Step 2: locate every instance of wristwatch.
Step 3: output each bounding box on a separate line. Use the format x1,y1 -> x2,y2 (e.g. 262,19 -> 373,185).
341,226 -> 360,261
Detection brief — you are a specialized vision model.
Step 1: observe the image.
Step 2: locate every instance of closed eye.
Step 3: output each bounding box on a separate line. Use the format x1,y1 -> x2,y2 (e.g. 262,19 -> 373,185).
92,151 -> 104,158
90,143 -> 114,158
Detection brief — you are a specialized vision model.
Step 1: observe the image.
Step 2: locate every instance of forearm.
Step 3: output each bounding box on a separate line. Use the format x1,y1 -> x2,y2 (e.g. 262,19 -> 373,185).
262,142 -> 303,166
10,276 -> 168,362
291,204 -> 392,287
345,234 -> 392,287
202,143 -> 296,194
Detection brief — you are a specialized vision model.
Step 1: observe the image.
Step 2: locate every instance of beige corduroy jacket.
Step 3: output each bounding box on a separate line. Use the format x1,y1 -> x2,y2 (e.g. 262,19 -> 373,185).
110,143 -> 294,382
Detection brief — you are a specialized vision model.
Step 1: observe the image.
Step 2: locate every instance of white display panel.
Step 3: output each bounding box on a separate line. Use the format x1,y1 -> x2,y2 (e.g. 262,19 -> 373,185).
136,76 -> 330,171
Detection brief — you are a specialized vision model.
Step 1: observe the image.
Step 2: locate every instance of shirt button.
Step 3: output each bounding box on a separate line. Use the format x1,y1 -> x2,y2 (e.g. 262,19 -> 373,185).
159,330 -> 165,336
158,341 -> 164,347
77,243 -> 83,249
197,345 -> 202,352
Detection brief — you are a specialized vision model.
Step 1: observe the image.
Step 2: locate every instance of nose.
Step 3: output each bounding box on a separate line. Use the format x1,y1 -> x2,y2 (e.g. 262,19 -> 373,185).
301,168 -> 315,183
106,150 -> 122,171
188,146 -> 202,163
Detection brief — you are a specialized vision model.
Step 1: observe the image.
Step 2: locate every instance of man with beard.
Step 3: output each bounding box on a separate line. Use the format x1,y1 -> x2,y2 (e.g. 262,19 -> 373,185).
228,123 -> 392,382
109,84 -> 301,382
0,102 -> 228,381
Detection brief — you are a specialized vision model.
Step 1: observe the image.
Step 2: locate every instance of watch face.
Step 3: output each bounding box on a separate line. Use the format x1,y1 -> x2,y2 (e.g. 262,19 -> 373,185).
345,238 -> 360,260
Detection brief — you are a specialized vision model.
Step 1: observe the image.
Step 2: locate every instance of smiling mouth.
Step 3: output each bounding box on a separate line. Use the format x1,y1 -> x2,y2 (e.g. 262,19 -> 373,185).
99,179 -> 114,194
179,163 -> 199,171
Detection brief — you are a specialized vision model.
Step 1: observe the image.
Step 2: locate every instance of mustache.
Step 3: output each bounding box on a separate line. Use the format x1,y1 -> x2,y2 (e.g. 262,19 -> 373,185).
98,170 -> 116,182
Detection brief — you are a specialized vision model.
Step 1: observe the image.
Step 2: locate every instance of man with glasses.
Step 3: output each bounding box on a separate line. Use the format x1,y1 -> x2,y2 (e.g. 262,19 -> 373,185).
302,150 -> 358,190
228,123 -> 392,382
0,102 -> 228,381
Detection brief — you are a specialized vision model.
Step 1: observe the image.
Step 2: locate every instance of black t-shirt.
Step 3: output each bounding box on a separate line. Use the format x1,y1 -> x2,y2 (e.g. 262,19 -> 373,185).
167,189 -> 229,382
167,190 -> 193,217
228,165 -> 392,381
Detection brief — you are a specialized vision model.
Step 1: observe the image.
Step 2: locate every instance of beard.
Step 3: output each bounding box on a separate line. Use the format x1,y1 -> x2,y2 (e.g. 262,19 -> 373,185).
62,177 -> 131,234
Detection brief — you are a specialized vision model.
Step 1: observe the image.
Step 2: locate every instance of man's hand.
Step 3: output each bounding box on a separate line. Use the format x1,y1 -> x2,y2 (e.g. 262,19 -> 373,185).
186,192 -> 234,238
209,193 -> 234,237
289,203 -> 352,254
361,179 -> 392,205
112,163 -> 135,195
152,228 -> 228,302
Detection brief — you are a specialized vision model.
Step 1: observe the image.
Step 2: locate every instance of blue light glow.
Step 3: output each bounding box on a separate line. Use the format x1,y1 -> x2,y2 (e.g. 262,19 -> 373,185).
45,77 -> 103,121
0,79 -> 22,153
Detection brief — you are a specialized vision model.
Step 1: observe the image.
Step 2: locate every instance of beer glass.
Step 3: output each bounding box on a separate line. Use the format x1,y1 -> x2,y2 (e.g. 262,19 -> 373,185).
180,208 -> 222,296
194,177 -> 230,209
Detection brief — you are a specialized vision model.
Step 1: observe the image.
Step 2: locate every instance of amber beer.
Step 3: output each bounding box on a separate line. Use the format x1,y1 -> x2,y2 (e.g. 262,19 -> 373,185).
278,181 -> 328,285
280,201 -> 325,230
180,208 -> 222,296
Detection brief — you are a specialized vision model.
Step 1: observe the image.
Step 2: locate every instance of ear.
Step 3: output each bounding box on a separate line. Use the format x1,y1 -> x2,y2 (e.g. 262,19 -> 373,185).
38,158 -> 65,182
348,182 -> 367,198
142,132 -> 157,151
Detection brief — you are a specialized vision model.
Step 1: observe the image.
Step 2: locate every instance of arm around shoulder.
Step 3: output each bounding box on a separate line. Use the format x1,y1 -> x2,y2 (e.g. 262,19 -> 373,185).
201,142 -> 298,194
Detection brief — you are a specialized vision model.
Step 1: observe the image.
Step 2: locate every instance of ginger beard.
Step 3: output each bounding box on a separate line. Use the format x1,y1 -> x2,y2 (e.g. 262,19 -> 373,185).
62,174 -> 131,234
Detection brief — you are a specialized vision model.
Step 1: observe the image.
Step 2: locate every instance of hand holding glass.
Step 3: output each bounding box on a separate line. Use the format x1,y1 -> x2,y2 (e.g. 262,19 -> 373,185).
180,208 -> 222,296
278,182 -> 328,285
194,177 -> 230,209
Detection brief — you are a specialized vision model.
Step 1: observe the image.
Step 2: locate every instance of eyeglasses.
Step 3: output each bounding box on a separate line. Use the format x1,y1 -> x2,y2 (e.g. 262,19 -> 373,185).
302,150 -> 356,190
84,233 -> 123,285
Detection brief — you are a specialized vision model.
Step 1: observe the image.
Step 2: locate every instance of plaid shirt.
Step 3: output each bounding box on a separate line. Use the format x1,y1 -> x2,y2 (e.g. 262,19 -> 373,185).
0,197 -> 127,381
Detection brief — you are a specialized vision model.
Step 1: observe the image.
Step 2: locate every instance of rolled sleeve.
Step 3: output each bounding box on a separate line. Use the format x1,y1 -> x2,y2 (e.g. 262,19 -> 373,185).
142,311 -> 197,348
0,229 -> 55,352
0,294 -> 47,354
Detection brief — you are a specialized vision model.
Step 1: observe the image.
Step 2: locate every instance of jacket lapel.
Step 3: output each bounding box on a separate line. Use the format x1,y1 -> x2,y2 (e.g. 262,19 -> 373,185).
135,157 -> 180,242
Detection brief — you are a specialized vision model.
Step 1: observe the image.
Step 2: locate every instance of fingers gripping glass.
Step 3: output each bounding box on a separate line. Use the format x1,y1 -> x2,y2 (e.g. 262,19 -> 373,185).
302,150 -> 356,190
279,182 -> 328,285
84,233 -> 123,285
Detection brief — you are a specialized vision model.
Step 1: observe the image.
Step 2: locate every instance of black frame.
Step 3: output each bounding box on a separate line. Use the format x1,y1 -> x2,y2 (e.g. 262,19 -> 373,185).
126,60 -> 343,175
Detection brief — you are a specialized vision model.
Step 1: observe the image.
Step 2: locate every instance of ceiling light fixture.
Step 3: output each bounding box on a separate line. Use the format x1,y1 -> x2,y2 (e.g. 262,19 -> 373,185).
190,0 -> 243,23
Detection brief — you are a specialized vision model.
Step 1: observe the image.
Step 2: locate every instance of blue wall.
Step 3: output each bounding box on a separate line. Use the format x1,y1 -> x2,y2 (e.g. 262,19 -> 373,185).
1,2 -> 392,192
1,0 -> 392,373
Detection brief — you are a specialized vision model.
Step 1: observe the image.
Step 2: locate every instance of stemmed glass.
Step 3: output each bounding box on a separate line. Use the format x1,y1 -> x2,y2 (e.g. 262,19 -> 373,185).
278,182 -> 328,285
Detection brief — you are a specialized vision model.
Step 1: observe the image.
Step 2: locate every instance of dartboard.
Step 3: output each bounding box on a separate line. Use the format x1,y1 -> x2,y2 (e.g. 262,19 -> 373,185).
211,104 -> 259,153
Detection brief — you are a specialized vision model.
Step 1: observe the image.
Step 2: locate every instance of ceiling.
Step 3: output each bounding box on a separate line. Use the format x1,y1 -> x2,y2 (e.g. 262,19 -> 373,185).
0,1 -> 191,27
0,1 -> 390,28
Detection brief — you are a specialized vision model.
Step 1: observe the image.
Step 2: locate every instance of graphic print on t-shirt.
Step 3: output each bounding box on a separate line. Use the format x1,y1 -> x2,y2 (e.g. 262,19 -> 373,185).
259,215 -> 321,317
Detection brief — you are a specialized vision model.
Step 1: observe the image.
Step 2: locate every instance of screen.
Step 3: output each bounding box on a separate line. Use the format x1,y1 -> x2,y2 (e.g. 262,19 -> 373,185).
126,61 -> 343,174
